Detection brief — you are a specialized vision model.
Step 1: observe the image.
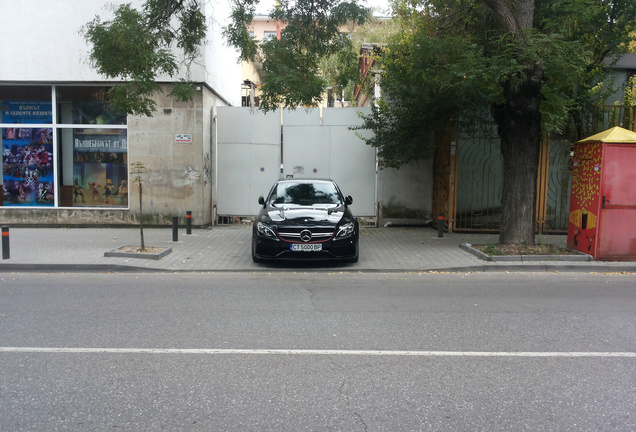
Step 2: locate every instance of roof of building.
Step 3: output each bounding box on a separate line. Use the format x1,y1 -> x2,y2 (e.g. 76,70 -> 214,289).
602,53 -> 636,69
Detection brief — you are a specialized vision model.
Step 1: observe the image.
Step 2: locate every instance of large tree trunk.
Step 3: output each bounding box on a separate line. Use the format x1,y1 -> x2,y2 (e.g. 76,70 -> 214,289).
483,0 -> 541,246
491,63 -> 543,245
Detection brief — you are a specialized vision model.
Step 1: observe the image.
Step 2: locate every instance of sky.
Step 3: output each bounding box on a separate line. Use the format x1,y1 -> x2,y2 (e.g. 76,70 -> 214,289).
253,0 -> 392,17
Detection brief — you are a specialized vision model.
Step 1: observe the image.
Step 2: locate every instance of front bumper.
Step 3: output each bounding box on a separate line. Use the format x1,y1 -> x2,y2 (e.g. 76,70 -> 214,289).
253,235 -> 358,261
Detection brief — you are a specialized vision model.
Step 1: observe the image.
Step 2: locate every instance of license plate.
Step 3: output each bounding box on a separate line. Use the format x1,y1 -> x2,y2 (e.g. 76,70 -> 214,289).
291,243 -> 322,252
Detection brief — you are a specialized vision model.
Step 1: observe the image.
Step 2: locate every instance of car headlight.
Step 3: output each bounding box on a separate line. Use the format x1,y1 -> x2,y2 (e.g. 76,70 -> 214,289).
335,222 -> 354,239
257,222 -> 278,239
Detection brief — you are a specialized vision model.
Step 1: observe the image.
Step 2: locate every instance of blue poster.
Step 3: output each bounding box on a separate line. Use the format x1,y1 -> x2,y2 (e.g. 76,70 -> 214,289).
1,101 -> 52,124
2,127 -> 54,207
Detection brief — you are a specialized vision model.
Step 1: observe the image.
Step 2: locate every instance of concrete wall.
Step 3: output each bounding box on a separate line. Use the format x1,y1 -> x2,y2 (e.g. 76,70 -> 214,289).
126,85 -> 213,226
378,160 -> 434,225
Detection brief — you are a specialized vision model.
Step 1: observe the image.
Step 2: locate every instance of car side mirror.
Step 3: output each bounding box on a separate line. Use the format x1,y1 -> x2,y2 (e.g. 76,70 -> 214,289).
345,195 -> 353,206
258,195 -> 265,207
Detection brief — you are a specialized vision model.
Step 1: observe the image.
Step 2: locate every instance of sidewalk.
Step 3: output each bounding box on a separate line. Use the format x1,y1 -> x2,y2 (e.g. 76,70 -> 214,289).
0,225 -> 635,273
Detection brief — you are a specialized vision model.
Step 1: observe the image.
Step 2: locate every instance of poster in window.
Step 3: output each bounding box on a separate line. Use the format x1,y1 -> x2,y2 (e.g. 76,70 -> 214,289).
2,101 -> 52,124
71,128 -> 128,207
2,127 -> 54,206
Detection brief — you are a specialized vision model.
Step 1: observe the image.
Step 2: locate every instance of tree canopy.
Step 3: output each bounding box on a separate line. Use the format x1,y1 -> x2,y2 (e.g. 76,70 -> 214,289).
357,0 -> 635,245
360,0 -> 636,167
224,0 -> 371,110
83,0 -> 207,116
85,0 -> 373,113
319,16 -> 399,106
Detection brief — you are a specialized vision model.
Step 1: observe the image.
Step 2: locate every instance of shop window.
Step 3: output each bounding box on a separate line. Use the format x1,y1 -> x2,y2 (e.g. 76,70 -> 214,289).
57,128 -> 128,208
1,85 -> 128,209
56,87 -> 126,125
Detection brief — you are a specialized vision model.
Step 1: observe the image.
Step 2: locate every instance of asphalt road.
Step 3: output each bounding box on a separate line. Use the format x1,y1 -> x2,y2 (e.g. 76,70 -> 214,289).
1,272 -> 635,431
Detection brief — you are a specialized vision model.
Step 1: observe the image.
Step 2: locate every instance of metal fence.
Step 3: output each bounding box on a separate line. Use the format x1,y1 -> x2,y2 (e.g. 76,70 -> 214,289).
451,105 -> 635,233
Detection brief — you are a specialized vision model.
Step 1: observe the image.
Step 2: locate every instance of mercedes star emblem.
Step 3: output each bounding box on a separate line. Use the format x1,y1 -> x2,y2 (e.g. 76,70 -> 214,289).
300,229 -> 312,242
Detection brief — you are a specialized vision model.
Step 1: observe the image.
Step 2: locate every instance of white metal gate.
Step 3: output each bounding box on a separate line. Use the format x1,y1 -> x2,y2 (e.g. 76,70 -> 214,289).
216,107 -> 375,218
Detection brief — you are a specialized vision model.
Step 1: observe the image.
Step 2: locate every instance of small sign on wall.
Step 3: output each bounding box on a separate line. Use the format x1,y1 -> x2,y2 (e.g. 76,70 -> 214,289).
175,134 -> 192,144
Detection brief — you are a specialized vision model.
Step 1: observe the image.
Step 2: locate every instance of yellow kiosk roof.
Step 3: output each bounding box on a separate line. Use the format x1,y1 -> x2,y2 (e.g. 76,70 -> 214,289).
576,126 -> 636,144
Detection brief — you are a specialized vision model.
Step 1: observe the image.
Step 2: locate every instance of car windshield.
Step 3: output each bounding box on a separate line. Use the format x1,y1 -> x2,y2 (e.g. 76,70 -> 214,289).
270,181 -> 341,208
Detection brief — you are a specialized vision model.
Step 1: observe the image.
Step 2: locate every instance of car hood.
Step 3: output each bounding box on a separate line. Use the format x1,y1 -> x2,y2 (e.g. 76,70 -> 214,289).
265,206 -> 346,226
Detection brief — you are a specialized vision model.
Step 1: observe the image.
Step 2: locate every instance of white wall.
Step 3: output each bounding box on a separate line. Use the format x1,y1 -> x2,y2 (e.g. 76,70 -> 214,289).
202,0 -> 243,106
216,107 -> 377,217
0,0 -> 241,105
0,1 -> 113,81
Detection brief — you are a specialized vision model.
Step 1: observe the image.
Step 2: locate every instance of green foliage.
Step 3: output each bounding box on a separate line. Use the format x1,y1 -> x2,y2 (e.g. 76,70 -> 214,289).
258,36 -> 328,110
84,1 -> 207,116
356,32 -> 496,167
626,75 -> 636,106
359,0 -> 636,168
224,0 -> 259,62
320,16 -> 400,106
226,0 -> 371,110
483,244 -> 503,256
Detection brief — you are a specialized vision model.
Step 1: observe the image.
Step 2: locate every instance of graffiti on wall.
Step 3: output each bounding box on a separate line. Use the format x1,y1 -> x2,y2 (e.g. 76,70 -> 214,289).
571,143 -> 602,211
183,166 -> 200,186
569,142 -> 602,251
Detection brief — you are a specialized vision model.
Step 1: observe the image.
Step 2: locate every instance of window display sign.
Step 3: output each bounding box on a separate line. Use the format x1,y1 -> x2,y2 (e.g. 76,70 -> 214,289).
2,127 -> 54,206
2,101 -> 52,124
71,129 -> 128,207
73,131 -> 128,153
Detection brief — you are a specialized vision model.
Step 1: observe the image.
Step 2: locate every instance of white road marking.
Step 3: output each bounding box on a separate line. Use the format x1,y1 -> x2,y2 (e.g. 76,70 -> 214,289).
1,347 -> 635,357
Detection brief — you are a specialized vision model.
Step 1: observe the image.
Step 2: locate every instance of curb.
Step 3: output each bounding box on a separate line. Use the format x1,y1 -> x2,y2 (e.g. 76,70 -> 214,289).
459,243 -> 593,262
1,263 -> 634,274
104,247 -> 173,260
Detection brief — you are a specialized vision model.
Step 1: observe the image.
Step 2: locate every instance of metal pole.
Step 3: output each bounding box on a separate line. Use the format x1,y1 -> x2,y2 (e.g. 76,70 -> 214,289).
1,226 -> 9,260
186,211 -> 192,235
437,212 -> 444,238
172,217 -> 179,242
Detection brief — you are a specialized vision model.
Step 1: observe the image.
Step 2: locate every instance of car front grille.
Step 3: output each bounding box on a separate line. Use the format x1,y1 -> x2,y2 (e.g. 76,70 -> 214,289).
277,227 -> 335,243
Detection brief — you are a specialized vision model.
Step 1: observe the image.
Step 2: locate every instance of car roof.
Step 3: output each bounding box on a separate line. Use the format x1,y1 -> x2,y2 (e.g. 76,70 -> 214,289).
275,178 -> 335,184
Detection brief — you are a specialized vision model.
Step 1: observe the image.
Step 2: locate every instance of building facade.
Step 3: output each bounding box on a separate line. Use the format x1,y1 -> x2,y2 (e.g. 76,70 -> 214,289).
1,0 -> 242,226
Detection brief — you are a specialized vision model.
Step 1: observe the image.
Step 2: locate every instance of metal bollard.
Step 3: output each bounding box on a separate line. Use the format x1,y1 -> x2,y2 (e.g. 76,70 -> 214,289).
437,212 -> 444,238
186,211 -> 192,235
1,226 -> 9,260
172,217 -> 179,242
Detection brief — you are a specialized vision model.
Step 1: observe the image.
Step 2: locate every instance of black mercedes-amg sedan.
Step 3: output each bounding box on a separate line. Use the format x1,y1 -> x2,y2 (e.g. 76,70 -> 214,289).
251,179 -> 359,263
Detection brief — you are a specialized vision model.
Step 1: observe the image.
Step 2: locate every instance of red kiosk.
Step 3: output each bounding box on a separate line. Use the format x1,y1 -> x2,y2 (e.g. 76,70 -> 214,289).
567,126 -> 636,260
